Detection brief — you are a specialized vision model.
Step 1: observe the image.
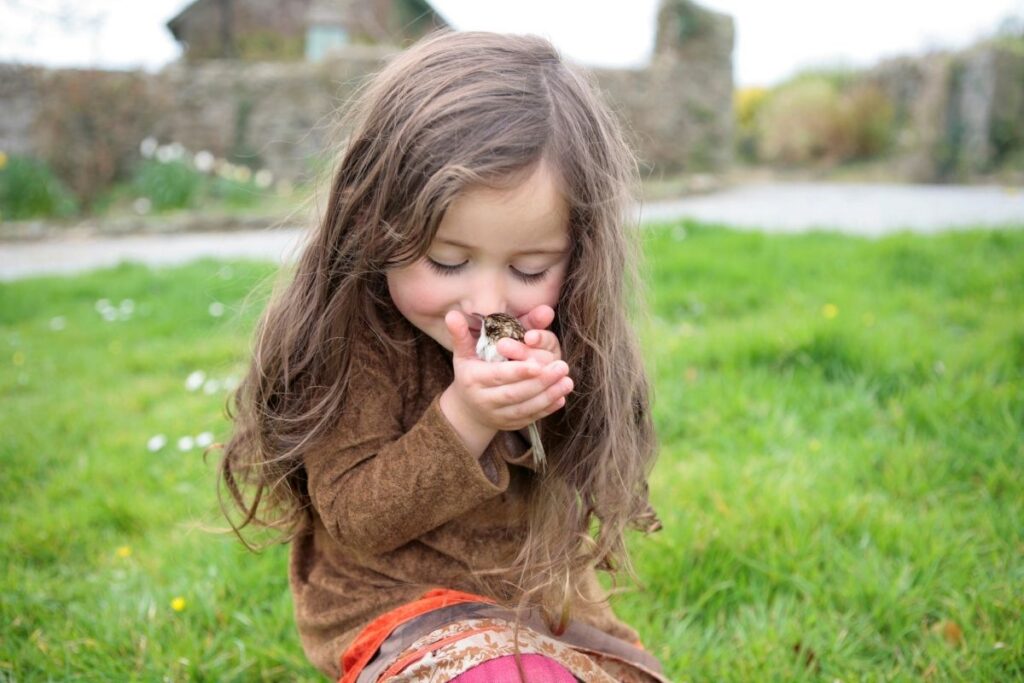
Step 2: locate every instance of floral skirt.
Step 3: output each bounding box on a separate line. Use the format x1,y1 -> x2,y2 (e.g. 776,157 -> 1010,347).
375,616 -> 664,682
342,589 -> 669,683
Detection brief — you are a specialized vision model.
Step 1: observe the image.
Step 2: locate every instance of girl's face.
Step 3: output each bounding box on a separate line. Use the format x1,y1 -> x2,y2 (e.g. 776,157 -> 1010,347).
387,162 -> 571,352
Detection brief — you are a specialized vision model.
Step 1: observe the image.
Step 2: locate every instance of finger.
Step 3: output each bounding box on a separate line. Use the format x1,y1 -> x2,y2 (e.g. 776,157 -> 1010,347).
495,337 -> 530,362
501,376 -> 573,422
523,305 -> 555,332
499,342 -> 556,370
539,395 -> 568,418
486,362 -> 571,406
522,328 -> 561,353
445,310 -> 477,359
474,359 -> 542,387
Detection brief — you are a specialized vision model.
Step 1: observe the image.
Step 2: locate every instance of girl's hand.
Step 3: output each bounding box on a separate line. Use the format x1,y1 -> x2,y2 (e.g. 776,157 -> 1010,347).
495,305 -> 563,367
440,311 -> 572,442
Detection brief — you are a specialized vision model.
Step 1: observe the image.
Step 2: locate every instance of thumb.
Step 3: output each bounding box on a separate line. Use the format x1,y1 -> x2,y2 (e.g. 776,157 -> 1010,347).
445,311 -> 478,359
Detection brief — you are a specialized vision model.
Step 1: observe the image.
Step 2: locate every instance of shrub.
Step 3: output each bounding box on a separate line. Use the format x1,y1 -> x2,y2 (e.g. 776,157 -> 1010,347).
131,160 -> 204,212
0,154 -> 78,220
734,87 -> 768,162
210,176 -> 262,208
756,78 -> 848,164
755,77 -> 894,165
125,144 -> 276,213
32,70 -> 167,208
844,83 -> 895,158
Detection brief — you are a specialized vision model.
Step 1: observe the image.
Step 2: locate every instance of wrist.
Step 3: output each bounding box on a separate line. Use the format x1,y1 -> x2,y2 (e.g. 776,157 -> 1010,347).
439,385 -> 498,457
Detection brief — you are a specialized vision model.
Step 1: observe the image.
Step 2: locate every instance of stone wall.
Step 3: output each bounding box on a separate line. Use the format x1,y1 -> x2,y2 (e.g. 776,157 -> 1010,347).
865,39 -> 1024,181
0,65 -> 40,158
0,1 -> 734,194
153,47 -> 393,180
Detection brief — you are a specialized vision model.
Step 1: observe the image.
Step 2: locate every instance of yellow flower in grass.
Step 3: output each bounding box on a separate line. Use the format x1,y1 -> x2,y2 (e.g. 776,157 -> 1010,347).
171,597 -> 187,612
0,151 -> 8,170
822,303 -> 839,319
116,546 -> 132,558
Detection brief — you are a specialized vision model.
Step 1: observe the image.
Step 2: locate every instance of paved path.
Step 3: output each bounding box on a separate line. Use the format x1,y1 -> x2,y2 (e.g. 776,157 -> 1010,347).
640,182 -> 1024,235
2,182 -> 1022,281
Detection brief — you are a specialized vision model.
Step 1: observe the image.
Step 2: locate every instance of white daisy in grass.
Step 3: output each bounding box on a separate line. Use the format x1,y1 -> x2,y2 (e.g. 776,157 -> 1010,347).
208,302 -> 225,317
194,150 -> 215,173
177,435 -> 195,451
202,378 -> 221,394
95,298 -> 133,322
195,432 -> 214,448
140,137 -> 158,158
185,370 -> 206,392
49,316 -> 66,331
254,169 -> 274,189
147,434 -> 167,452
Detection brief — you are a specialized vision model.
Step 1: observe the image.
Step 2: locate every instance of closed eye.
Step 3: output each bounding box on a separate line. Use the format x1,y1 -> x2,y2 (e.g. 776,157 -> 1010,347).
428,258 -> 549,284
426,258 -> 467,276
511,267 -> 549,284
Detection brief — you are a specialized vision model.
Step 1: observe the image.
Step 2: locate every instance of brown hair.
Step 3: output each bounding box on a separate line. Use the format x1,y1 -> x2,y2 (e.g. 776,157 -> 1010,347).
219,30 -> 657,628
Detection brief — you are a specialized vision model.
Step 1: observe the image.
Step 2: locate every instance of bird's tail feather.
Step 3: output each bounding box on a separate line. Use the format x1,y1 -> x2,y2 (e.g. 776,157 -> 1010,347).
528,422 -> 546,472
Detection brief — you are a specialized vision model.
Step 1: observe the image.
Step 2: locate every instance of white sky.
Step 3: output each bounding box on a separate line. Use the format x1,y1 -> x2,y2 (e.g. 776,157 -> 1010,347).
0,0 -> 1021,87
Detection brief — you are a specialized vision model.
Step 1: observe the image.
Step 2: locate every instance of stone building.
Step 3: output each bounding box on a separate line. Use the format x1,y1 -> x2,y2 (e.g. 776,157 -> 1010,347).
167,0 -> 449,62
0,0 -> 735,202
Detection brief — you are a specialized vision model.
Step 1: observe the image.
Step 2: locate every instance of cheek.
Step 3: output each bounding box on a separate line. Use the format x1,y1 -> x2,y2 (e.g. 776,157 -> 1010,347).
387,265 -> 454,315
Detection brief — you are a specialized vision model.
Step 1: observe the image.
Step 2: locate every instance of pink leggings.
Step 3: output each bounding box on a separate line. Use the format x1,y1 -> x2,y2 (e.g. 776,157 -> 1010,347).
450,653 -> 578,682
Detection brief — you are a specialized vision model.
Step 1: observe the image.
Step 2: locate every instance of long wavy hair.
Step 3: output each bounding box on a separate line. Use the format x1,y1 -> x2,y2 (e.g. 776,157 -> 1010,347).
219,30 -> 657,629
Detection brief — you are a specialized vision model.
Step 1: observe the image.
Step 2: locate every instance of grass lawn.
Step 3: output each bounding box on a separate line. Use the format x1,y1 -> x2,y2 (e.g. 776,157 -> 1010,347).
1,222 -> 1021,681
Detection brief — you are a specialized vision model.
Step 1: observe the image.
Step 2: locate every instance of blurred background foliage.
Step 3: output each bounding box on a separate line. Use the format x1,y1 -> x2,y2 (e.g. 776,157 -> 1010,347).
0,153 -> 78,220
740,75 -> 894,165
1,22 -> 1022,223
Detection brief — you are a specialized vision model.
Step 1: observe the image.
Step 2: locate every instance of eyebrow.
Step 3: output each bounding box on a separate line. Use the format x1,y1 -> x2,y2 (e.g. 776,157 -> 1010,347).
437,238 -> 568,256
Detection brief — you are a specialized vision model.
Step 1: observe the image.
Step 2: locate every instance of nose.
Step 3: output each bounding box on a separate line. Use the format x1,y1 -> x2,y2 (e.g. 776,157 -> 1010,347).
461,269 -> 507,318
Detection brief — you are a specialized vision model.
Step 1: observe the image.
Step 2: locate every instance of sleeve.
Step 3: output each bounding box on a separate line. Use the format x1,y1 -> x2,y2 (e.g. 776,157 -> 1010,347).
304,335 -> 513,556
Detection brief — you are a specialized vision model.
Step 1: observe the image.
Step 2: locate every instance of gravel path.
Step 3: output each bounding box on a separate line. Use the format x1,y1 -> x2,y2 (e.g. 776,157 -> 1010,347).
2,182 -> 1022,281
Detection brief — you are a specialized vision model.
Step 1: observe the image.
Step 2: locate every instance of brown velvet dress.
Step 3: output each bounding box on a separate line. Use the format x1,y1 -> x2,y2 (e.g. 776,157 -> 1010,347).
289,313 -> 663,681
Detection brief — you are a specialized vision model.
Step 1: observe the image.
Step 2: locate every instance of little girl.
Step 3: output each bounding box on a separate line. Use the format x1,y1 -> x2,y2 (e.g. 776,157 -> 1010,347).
220,31 -> 666,683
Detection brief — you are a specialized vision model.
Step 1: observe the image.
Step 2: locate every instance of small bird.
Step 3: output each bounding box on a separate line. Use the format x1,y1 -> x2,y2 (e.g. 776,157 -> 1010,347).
473,312 -> 547,472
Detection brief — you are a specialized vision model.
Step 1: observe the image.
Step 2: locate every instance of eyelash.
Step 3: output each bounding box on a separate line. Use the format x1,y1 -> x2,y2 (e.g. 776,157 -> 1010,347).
426,258 -> 549,284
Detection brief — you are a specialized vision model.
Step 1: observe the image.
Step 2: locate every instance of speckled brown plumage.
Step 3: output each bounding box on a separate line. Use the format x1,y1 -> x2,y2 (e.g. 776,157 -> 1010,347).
474,312 -> 547,471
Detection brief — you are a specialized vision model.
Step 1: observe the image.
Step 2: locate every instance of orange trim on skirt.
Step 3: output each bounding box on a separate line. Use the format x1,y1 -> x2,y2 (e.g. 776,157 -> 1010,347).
338,588 -> 497,683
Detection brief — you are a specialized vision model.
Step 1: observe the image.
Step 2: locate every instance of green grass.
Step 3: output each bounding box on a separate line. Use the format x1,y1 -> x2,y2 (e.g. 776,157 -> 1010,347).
2,223 -> 1022,681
